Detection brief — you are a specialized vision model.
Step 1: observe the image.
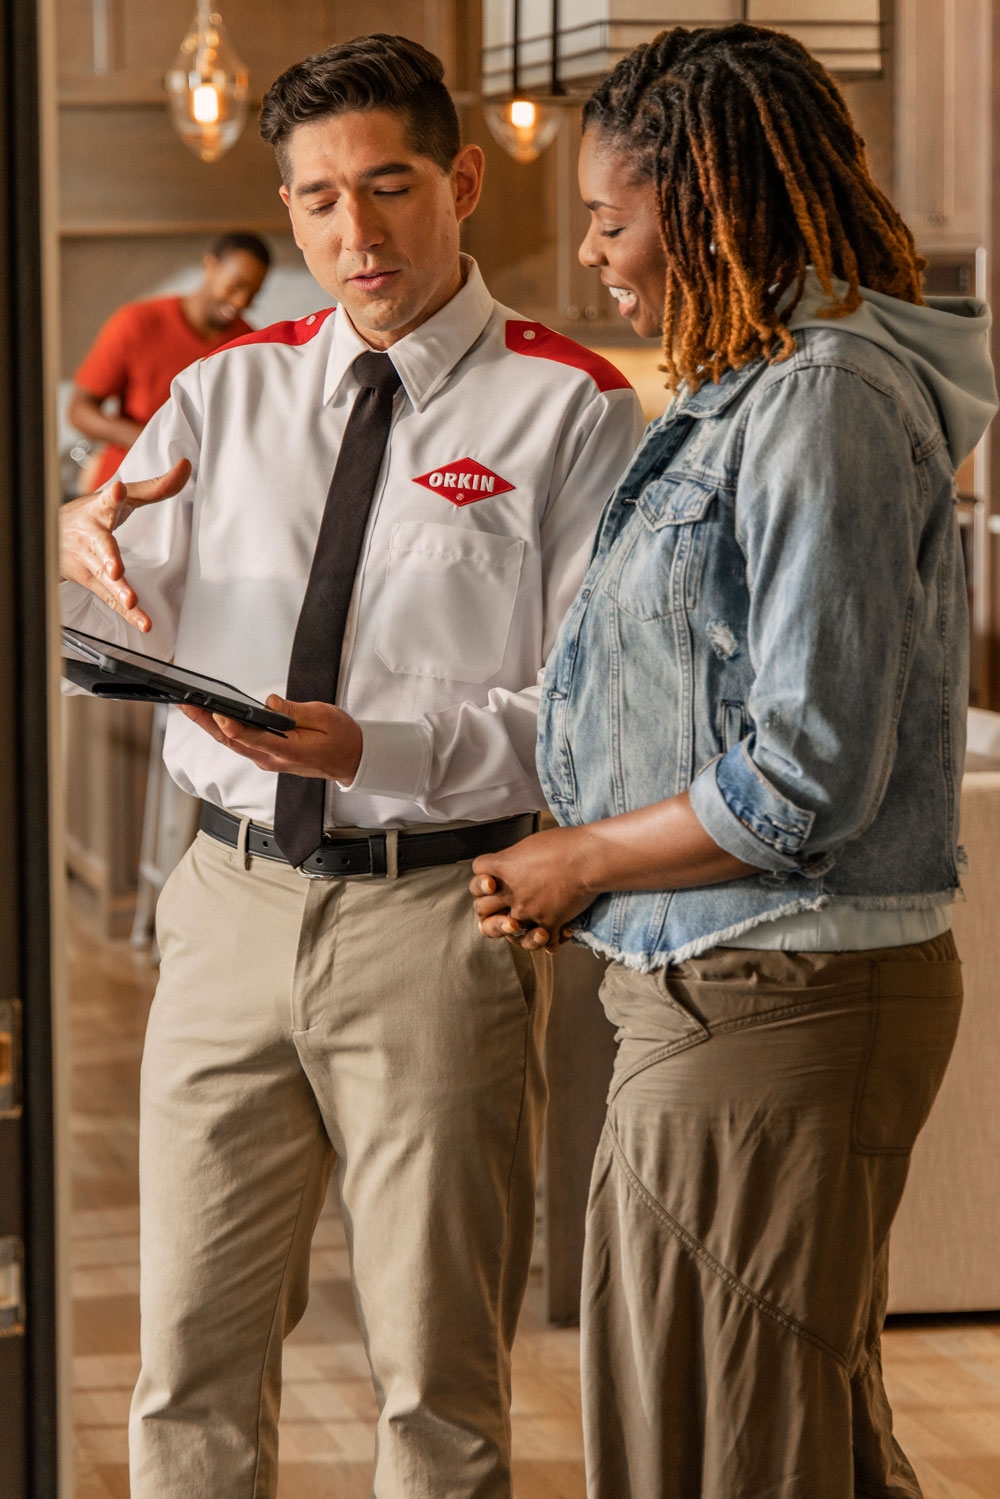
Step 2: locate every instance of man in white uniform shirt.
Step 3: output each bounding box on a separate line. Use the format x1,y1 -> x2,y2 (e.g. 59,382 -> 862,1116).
60,34 -> 642,1499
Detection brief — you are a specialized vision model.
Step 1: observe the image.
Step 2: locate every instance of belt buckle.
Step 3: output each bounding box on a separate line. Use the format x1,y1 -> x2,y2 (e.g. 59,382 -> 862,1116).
368,833 -> 387,878
368,831 -> 399,879
371,830 -> 399,879
294,830 -> 398,880
296,839 -> 349,879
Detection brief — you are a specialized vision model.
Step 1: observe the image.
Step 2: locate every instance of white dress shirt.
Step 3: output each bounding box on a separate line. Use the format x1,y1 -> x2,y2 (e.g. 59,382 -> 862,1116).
63,258 -> 644,828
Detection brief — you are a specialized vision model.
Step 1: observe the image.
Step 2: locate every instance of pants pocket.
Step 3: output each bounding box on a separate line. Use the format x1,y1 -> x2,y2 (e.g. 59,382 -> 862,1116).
851,956 -> 963,1155
503,936 -> 544,1010
152,837 -> 200,959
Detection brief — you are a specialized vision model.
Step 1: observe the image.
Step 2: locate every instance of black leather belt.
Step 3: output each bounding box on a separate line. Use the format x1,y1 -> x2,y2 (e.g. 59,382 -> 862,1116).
200,803 -> 537,878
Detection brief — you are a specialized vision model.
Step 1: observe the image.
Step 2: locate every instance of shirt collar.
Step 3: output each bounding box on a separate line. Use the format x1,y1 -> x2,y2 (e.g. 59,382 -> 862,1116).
670,356 -> 765,420
322,255 -> 494,412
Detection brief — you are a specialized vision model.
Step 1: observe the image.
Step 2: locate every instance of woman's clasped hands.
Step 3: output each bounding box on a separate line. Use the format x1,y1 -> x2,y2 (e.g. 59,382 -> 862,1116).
469,824 -> 596,953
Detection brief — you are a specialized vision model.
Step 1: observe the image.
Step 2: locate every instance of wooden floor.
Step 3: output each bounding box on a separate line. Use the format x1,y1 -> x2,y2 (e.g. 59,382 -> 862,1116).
67,890 -> 1000,1499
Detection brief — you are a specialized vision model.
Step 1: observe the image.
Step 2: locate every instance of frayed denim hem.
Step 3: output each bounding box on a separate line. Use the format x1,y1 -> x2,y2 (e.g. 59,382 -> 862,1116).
570,888 -> 959,974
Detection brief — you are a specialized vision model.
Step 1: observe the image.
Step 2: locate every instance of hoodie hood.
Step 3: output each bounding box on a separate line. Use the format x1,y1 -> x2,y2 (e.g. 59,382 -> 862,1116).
787,271 -> 998,467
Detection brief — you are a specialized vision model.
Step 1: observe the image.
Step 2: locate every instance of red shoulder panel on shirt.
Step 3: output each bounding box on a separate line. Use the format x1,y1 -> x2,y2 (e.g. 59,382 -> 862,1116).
504,320 -> 632,394
206,306 -> 336,358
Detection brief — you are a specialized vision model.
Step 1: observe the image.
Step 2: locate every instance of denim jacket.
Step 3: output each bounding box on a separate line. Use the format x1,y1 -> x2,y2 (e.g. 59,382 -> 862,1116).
538,282 -> 998,970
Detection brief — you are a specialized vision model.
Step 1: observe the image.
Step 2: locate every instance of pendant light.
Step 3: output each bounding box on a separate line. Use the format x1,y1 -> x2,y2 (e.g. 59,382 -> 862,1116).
483,0 -> 563,164
165,1 -> 249,163
483,96 -> 562,165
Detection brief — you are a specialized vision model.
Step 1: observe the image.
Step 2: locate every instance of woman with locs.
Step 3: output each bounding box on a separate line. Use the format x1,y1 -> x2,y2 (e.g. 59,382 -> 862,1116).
470,24 -> 997,1499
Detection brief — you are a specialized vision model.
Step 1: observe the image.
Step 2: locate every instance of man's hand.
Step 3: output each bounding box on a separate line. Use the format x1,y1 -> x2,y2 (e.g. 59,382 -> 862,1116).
470,825 -> 597,952
59,457 -> 192,632
179,696 -> 364,785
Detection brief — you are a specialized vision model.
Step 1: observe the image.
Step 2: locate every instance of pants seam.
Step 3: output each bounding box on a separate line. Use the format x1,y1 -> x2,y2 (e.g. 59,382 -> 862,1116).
249,1127 -> 329,1498
707,986 -> 871,1037
604,1119 -> 849,1370
493,998 -> 532,1465
608,988 -> 874,1102
609,1030 -> 708,1099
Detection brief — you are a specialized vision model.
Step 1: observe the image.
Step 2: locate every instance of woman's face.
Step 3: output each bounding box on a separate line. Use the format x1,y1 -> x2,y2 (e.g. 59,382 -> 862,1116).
578,129 -> 668,340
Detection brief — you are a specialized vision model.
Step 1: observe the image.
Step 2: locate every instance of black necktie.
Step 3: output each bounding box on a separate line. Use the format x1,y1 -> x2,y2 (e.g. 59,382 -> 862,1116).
273,350 -> 402,867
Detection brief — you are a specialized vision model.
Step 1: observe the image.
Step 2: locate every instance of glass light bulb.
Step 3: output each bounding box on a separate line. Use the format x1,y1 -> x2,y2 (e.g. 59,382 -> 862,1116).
483,98 -> 561,165
192,84 -> 220,124
165,8 -> 249,164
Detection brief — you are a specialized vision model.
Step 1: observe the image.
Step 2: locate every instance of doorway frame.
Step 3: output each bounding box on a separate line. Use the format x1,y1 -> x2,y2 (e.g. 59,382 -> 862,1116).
0,0 -> 70,1492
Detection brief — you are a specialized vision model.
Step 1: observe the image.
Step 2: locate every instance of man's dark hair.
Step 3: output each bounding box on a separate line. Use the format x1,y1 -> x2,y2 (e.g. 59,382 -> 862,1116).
260,34 -> 461,182
209,231 -> 272,269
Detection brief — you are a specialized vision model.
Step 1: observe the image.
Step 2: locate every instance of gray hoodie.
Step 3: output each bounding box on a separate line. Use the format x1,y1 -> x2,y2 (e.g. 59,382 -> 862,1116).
789,271 -> 997,466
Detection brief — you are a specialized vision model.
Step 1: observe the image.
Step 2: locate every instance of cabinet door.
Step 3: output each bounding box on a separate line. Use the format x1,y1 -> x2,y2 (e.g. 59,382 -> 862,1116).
896,0 -> 991,250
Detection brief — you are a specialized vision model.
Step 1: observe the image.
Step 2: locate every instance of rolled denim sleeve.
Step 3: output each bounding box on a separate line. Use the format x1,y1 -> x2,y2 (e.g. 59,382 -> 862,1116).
689,360 -> 925,873
689,744 -> 818,872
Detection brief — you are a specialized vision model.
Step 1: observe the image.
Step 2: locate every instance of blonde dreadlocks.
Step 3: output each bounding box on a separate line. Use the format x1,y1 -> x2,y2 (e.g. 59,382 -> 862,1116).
583,24 -> 925,392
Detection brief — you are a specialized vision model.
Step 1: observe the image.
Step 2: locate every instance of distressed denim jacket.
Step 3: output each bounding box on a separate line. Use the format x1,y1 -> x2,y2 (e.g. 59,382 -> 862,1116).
538,284 -> 998,970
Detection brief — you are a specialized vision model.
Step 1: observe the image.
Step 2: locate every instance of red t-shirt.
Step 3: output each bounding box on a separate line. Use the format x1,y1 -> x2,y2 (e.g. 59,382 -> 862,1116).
73,295 -> 253,489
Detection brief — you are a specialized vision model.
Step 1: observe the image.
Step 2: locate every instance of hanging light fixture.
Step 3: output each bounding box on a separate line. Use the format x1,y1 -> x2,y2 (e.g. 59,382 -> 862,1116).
483,96 -> 562,164
483,0 -> 564,164
165,1 -> 249,163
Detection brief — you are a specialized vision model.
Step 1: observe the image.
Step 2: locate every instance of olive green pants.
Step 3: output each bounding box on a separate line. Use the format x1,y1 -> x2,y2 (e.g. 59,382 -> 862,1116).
582,934 -> 962,1499
130,828 -> 551,1499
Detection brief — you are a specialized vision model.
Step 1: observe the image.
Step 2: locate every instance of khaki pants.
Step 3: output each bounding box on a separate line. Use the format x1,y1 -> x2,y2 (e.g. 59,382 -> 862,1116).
130,828 -> 551,1499
582,935 -> 962,1499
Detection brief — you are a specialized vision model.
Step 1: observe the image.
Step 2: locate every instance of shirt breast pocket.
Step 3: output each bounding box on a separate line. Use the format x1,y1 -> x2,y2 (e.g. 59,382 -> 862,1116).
610,477 -> 717,622
376,521 -> 526,683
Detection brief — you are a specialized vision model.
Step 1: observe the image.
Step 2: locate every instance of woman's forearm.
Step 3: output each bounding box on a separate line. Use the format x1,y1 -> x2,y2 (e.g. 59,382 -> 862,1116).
574,790 -> 759,897
471,793 -> 761,948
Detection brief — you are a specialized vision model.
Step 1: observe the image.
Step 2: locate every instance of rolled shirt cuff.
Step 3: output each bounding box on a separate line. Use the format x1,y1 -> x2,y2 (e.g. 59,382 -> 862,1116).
337,718 -> 433,802
688,746 -> 816,874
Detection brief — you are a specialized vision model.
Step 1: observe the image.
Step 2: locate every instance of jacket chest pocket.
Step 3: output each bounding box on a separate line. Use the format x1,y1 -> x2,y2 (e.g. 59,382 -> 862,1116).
375,521 -> 526,683
608,477 -> 717,622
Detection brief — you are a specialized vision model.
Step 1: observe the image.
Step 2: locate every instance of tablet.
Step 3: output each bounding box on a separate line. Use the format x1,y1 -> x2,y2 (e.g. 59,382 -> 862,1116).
62,627 -> 295,735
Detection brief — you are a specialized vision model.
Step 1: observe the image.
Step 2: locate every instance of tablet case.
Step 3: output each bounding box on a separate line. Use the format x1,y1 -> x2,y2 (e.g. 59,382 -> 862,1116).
62,628 -> 294,734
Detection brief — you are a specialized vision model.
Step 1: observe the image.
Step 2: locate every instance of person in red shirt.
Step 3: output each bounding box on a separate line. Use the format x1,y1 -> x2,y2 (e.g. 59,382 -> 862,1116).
68,231 -> 271,491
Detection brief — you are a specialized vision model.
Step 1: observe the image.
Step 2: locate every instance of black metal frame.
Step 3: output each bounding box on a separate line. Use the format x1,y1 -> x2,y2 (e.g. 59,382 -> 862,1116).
0,0 -> 58,1492
483,6 -> 886,97
509,0 -> 568,97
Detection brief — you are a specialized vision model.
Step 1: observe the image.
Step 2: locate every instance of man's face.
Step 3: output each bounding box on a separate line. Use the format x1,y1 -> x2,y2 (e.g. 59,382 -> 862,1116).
279,108 -> 483,349
201,250 -> 269,331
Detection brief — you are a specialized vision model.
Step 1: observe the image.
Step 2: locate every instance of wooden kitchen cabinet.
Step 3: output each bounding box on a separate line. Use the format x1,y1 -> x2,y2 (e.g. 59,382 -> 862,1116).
895,0 -> 991,252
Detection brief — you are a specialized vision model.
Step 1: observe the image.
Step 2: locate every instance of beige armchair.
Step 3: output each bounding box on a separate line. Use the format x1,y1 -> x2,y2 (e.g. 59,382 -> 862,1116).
887,709 -> 1000,1313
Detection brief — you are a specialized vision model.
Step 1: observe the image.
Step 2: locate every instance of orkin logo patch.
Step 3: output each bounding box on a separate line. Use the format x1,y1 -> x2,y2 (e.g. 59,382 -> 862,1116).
412,458 -> 515,508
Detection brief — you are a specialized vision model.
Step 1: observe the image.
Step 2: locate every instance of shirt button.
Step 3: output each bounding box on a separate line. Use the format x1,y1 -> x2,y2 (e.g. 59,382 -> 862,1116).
523,329 -> 536,340
305,314 -> 316,325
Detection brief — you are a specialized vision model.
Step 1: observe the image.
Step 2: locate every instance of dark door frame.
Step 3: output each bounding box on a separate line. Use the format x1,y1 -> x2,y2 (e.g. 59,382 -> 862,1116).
0,0 -> 59,1493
